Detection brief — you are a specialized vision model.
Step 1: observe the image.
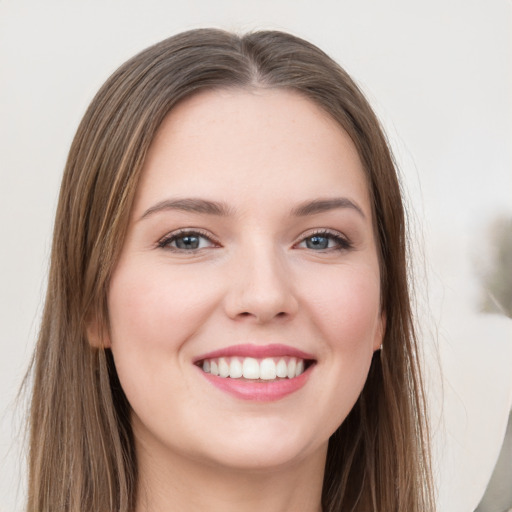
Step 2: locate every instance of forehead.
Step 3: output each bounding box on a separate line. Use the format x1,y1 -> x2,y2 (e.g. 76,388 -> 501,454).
134,88 -> 370,215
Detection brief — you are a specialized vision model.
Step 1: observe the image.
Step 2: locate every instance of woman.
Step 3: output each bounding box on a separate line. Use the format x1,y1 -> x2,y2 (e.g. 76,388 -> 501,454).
27,28 -> 434,511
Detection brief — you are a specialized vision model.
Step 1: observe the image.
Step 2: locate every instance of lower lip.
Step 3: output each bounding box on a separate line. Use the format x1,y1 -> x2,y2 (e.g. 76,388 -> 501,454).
198,366 -> 313,401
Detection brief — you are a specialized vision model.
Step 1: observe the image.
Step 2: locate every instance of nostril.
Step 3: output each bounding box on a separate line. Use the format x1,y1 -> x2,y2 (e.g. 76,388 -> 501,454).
233,310 -> 290,324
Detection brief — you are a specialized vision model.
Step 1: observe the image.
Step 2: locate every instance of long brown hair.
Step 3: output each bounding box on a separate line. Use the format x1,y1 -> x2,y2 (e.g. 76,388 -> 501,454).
26,28 -> 434,511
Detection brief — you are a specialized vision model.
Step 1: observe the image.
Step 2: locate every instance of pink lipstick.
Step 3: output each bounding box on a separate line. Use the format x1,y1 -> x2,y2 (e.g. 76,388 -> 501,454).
194,344 -> 316,401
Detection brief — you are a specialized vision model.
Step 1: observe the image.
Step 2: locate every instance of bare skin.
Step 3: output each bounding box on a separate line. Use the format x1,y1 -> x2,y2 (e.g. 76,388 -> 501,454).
135,426 -> 326,512
100,89 -> 383,511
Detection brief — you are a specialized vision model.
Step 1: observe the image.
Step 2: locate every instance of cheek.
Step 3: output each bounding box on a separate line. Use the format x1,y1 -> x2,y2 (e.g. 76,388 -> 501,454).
290,263 -> 382,437
108,262 -> 213,348
106,261 -> 223,427
305,264 -> 382,352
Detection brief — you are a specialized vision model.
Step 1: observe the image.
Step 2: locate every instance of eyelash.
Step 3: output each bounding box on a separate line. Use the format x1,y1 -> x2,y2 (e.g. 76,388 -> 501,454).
156,229 -> 352,253
294,230 -> 353,252
157,229 -> 219,252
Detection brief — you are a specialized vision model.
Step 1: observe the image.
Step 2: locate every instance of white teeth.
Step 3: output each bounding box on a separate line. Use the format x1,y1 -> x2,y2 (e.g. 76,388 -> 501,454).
229,358 -> 243,378
260,358 -> 277,380
200,356 -> 309,380
295,359 -> 304,377
218,357 -> 230,378
276,358 -> 288,378
287,358 -> 297,379
242,357 -> 260,379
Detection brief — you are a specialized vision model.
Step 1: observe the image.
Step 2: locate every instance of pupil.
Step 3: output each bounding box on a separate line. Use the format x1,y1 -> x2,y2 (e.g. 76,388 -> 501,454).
306,236 -> 328,250
176,235 -> 199,249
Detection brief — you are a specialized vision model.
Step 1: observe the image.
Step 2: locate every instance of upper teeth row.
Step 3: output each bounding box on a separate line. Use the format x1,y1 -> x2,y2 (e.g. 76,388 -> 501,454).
202,357 -> 305,380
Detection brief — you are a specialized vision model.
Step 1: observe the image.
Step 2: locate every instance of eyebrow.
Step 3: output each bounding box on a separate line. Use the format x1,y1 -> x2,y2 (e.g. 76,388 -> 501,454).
139,196 -> 366,221
139,198 -> 233,220
291,198 -> 366,218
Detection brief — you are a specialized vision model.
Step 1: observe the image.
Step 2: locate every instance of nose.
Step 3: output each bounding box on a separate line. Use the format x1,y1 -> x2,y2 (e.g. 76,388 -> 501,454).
223,243 -> 299,324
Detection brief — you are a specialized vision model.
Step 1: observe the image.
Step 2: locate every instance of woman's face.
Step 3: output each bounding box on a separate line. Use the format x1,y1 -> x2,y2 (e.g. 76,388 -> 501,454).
105,89 -> 384,473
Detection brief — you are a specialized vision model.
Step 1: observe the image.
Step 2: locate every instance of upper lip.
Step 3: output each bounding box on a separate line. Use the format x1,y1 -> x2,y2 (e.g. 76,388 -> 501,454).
193,343 -> 316,363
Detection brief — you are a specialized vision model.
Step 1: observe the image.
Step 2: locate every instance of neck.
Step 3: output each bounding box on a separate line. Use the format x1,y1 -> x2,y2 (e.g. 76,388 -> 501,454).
134,437 -> 326,512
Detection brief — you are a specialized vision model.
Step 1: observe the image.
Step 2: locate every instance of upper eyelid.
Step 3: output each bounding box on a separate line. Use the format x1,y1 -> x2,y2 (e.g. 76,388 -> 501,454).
293,229 -> 353,249
295,228 -> 348,241
157,228 -> 220,248
155,227 -> 350,248
300,228 -> 342,236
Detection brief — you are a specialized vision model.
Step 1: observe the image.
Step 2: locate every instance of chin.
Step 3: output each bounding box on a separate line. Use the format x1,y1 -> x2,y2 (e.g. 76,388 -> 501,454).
189,418 -> 329,473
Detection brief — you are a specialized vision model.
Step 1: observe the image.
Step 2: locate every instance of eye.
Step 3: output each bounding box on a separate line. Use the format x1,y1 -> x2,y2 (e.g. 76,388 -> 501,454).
295,231 -> 352,251
157,230 -> 218,252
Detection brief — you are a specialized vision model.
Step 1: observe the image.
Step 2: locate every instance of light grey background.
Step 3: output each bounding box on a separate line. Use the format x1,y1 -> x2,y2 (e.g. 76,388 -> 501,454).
1,1 -> 511,511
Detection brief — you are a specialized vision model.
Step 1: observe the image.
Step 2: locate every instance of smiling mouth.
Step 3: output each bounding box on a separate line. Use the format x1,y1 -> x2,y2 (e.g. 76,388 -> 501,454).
196,356 -> 315,381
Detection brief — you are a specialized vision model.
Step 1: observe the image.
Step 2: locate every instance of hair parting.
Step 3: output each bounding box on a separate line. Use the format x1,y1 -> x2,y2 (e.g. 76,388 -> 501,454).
26,28 -> 434,512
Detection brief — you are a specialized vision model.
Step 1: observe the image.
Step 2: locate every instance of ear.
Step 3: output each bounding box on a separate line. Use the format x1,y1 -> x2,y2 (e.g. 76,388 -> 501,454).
373,312 -> 386,352
86,312 -> 111,349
